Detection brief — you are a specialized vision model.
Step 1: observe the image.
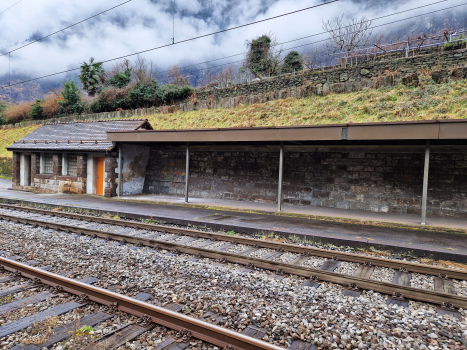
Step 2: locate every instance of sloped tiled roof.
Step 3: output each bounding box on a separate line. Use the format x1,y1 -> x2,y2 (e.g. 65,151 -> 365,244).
7,119 -> 151,152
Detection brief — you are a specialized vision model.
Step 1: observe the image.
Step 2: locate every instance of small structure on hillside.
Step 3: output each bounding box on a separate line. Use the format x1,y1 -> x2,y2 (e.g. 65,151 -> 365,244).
7,119 -> 152,197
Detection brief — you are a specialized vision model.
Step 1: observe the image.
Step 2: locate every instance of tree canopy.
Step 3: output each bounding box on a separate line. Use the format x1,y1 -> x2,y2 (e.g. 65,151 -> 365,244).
79,57 -> 105,96
282,51 -> 303,73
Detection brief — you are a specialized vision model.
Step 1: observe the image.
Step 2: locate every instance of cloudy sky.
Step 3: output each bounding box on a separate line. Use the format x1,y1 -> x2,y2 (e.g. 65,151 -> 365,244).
0,0 -> 464,88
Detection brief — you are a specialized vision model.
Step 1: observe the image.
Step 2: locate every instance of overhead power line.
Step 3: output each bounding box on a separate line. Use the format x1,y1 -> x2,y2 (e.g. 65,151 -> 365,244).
0,0 -> 133,57
0,0 -> 340,88
1,0 -> 464,89
0,0 -> 24,16
169,0 -> 451,75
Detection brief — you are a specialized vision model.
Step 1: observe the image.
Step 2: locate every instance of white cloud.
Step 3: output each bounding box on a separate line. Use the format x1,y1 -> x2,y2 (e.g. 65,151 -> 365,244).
0,0 -> 465,87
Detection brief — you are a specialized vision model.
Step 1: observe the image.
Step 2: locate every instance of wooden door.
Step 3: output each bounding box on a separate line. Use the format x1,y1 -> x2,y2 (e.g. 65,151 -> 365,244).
96,157 -> 104,196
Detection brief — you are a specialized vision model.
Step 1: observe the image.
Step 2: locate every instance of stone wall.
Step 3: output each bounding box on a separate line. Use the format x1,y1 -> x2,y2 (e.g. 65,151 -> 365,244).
143,145 -> 467,218
105,155 -> 118,197
194,47 -> 467,100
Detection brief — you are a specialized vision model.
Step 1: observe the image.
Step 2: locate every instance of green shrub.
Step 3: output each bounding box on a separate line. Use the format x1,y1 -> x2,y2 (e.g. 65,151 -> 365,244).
0,100 -> 7,125
109,69 -> 132,88
58,81 -> 84,115
29,100 -> 44,120
157,84 -> 194,103
282,51 -> 303,74
128,79 -> 162,108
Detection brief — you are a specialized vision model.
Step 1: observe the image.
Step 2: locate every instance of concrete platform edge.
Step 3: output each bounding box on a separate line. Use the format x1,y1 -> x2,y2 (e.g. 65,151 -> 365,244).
1,196 -> 466,262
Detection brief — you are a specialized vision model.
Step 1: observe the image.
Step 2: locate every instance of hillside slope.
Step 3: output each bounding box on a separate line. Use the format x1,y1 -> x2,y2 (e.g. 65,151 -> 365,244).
144,79 -> 467,129
1,78 -> 466,159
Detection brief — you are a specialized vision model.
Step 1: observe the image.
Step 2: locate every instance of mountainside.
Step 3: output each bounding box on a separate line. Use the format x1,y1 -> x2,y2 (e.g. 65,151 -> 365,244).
2,0 -> 466,104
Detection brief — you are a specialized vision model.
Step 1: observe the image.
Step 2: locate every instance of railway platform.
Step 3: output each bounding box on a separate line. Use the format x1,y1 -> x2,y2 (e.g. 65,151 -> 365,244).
1,178 -> 467,261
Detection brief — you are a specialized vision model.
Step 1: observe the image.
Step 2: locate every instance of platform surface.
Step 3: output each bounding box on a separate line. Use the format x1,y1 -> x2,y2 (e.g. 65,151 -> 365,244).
1,178 -> 467,260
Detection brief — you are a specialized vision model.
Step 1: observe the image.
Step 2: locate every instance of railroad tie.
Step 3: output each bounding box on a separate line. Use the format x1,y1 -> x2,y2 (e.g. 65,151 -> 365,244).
199,311 -> 224,325
261,251 -> 284,261
8,311 -> 113,350
85,292 -> 156,350
176,237 -> 198,245
290,255 -> 309,266
386,269 -> 411,307
154,336 -> 191,350
319,259 -> 340,272
239,246 -> 261,256
0,301 -> 83,338
342,263 -> 377,298
434,276 -> 462,319
0,291 -> 52,316
0,283 -> 35,298
85,322 -> 155,350
79,276 -> 100,284
242,325 -> 267,340
289,339 -> 318,350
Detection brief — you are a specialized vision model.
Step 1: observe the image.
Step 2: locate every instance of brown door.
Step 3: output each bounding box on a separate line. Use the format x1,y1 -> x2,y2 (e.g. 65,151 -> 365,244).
96,157 -> 104,196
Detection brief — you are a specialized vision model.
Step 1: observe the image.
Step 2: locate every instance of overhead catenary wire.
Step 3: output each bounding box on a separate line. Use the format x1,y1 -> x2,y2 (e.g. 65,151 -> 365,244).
0,0 -> 133,57
170,0 -> 451,75
0,0 -> 340,88
0,0 -> 24,16
1,0 -> 464,89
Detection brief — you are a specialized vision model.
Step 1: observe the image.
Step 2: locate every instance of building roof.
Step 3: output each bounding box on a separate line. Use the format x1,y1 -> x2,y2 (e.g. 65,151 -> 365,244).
8,119 -> 152,152
106,119 -> 467,143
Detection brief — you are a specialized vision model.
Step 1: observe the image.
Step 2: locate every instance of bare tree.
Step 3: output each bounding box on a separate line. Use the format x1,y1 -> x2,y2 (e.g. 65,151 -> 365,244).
133,56 -> 159,82
166,65 -> 191,86
323,15 -> 373,65
302,46 -> 322,70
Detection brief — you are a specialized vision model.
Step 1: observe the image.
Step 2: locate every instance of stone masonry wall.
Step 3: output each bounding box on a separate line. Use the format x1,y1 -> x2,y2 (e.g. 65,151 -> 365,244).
143,145 -> 467,218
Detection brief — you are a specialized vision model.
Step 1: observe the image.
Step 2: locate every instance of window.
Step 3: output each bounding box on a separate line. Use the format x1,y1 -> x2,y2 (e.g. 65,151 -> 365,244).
42,154 -> 53,174
67,154 -> 78,176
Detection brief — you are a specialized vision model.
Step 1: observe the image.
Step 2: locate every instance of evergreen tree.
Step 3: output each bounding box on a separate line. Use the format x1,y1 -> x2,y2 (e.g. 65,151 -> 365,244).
78,57 -> 105,96
29,100 -> 44,120
282,51 -> 303,74
244,35 -> 273,78
58,81 -> 83,114
0,100 -> 7,125
109,68 -> 132,88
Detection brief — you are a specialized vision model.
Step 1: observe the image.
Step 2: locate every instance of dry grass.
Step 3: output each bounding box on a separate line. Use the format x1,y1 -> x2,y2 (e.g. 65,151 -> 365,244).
0,124 -> 41,158
21,316 -> 60,345
140,79 -> 467,130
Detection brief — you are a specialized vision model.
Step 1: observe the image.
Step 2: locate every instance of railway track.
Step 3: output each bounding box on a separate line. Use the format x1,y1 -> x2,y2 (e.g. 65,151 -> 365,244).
0,203 -> 466,314
0,257 -> 284,350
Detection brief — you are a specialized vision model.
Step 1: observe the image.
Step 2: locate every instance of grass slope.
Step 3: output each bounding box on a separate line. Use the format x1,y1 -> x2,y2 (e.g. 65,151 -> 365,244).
0,125 -> 41,158
1,79 -> 466,159
144,80 -> 467,129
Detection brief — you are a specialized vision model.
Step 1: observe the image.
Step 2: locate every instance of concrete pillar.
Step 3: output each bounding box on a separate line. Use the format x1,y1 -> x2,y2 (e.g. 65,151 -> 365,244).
278,142 -> 284,211
185,143 -> 190,203
118,145 -> 123,197
421,140 -> 430,225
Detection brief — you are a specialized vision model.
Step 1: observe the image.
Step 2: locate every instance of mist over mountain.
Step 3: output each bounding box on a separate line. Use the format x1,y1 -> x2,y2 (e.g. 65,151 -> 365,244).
1,0 -> 466,104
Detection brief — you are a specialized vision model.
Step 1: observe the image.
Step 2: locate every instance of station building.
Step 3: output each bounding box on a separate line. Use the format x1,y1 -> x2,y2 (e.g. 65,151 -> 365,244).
8,118 -> 467,223
7,119 -> 152,196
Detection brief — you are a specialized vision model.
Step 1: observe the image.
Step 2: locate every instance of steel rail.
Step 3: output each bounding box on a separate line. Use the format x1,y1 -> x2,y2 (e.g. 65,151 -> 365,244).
0,203 -> 466,279
1,213 -> 467,309
0,257 -> 283,350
